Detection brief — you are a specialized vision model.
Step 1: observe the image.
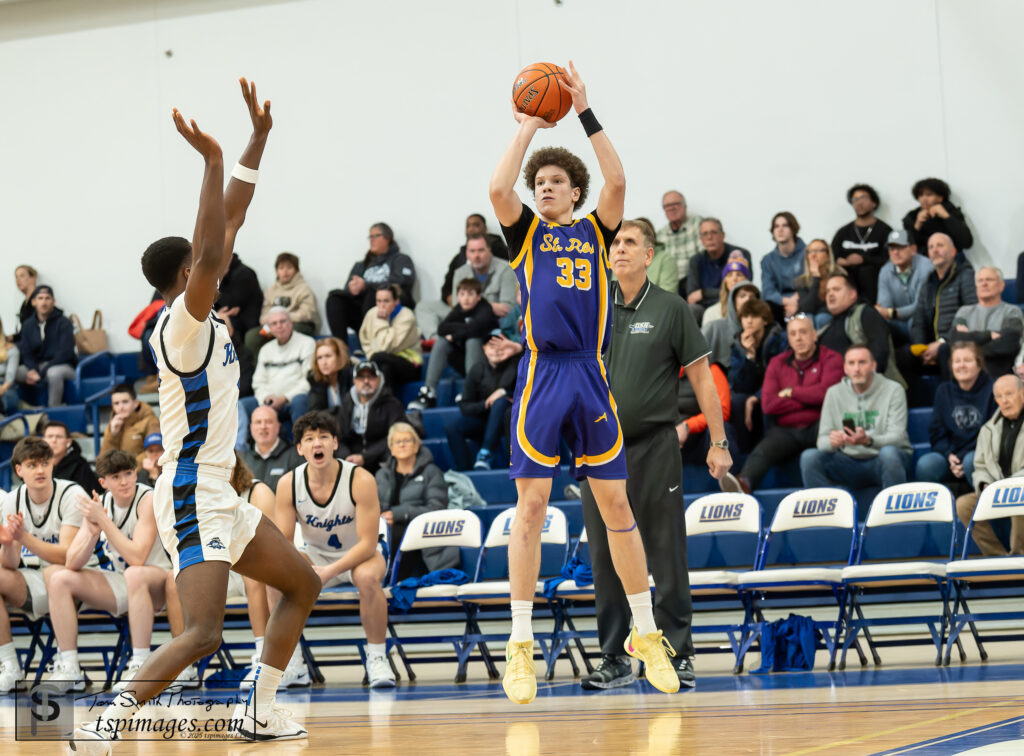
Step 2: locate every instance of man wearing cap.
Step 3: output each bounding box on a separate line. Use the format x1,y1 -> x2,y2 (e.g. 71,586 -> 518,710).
15,285 -> 77,406
579,220 -> 731,692
685,218 -> 752,324
336,360 -> 406,474
139,432 -> 164,486
875,228 -> 934,345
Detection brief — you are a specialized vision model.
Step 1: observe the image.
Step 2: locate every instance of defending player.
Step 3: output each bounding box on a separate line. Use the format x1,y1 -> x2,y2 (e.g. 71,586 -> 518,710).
69,79 -> 321,753
273,411 -> 395,688
489,61 -> 679,703
0,437 -> 85,693
44,450 -> 169,693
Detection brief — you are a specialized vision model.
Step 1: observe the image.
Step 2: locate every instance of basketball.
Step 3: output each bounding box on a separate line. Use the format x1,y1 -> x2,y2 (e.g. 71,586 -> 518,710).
512,62 -> 572,123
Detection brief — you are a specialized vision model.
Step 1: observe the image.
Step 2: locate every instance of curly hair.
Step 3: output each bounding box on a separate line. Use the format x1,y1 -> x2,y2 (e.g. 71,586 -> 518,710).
523,147 -> 590,210
912,177 -> 951,203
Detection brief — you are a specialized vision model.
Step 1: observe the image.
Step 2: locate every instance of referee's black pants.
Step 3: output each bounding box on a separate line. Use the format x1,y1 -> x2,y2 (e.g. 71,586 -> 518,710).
580,424 -> 694,658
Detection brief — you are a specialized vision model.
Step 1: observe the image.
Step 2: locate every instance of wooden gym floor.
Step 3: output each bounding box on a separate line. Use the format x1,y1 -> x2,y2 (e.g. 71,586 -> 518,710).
3,640 -> 1024,755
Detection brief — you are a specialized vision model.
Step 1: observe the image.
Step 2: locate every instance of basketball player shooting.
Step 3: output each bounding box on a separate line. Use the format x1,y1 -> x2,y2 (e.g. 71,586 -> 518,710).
489,61 -> 679,704
68,79 -> 321,754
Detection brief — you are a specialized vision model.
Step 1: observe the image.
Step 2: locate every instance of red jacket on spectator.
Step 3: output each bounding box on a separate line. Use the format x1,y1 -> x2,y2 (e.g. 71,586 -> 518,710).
679,362 -> 731,436
761,344 -> 843,428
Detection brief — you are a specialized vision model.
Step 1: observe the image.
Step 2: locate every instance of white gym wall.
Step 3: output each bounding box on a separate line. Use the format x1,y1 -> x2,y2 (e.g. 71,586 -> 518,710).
1,0 -> 1021,351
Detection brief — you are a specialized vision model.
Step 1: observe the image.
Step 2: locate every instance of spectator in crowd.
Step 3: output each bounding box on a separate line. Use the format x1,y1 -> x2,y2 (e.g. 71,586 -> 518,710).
0,320 -> 19,415
358,283 -> 423,392
678,360 -> 736,469
137,433 -> 163,487
41,420 -> 101,494
442,214 -> 510,306
241,306 -> 315,445
326,222 -> 417,339
725,314 -> 843,493
761,211 -> 807,323
686,218 -> 752,323
800,345 -> 912,490
12,265 -> 37,342
899,232 -> 977,381
445,336 -> 519,470
703,279 -> 760,366
916,342 -> 995,486
240,405 -> 303,493
728,299 -> 786,451
214,252 -> 261,397
308,337 -> 353,413
633,217 -> 677,293
99,383 -> 160,463
409,279 -> 498,410
831,184 -> 892,303
132,291 -> 165,396
955,374 -> 1024,556
656,190 -> 703,295
949,267 -> 1024,378
818,273 -> 904,387
876,229 -> 934,345
701,258 -> 751,329
337,360 -> 406,474
794,239 -> 841,327
421,226 -> 515,339
43,449 -> 168,693
16,285 -> 76,407
245,252 -> 320,357
376,421 -> 458,580
902,177 -> 974,254
0,437 -> 86,693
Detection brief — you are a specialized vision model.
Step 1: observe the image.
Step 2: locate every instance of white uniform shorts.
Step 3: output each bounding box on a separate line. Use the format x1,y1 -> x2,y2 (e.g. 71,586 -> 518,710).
300,542 -> 386,590
13,567 -> 49,620
154,462 -> 263,576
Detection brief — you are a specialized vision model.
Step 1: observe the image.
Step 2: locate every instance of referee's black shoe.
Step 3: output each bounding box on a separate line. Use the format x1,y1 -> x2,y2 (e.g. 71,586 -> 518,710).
675,656 -> 696,688
580,654 -> 636,690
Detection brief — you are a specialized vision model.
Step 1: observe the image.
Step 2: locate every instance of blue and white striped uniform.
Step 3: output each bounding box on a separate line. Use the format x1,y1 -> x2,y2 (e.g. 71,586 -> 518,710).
149,296 -> 262,574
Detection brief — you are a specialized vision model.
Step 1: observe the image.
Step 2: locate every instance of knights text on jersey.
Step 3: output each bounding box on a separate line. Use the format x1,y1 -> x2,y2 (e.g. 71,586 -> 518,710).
0,479 -> 85,567
149,296 -> 240,469
501,203 -> 620,355
292,460 -> 359,558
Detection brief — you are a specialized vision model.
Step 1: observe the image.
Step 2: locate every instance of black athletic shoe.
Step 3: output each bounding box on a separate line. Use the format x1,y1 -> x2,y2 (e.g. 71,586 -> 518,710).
675,656 -> 696,688
580,654 -> 636,690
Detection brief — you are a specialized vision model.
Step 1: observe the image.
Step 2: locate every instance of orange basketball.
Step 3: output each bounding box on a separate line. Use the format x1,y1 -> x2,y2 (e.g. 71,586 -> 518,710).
512,63 -> 572,124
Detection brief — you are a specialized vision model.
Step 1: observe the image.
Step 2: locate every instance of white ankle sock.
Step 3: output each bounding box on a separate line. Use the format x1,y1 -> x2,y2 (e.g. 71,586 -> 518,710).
288,644 -> 302,668
58,649 -> 80,670
246,662 -> 283,713
366,642 -> 387,658
131,647 -> 151,665
101,691 -> 139,728
253,636 -> 264,660
510,600 -> 534,642
0,642 -> 18,668
626,591 -> 657,636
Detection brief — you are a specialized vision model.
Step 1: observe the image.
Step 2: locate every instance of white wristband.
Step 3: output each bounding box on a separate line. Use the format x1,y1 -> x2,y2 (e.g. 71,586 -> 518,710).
231,163 -> 259,184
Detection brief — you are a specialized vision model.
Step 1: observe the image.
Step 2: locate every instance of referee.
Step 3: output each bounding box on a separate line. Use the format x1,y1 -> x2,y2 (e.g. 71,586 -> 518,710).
580,219 -> 732,690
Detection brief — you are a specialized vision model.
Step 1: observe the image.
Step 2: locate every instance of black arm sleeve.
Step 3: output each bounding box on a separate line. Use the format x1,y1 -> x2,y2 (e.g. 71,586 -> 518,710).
500,204 -> 535,260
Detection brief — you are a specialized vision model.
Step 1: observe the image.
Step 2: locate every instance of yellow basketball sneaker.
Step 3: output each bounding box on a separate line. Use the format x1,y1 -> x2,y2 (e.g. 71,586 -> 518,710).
624,627 -> 680,694
502,640 -> 537,704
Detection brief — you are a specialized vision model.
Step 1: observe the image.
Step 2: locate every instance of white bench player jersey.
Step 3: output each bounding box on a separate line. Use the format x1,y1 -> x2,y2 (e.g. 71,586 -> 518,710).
148,296 -> 239,469
292,460 -> 359,559
94,484 -> 170,572
0,479 -> 85,567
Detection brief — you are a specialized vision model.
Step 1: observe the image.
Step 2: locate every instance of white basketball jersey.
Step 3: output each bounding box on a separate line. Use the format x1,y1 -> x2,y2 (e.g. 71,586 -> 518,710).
1,479 -> 86,567
95,484 -> 170,572
293,460 -> 359,558
149,296 -> 239,469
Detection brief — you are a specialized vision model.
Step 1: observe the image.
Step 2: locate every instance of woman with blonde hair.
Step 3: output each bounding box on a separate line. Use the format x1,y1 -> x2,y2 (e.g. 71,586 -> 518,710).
308,336 -> 352,412
794,239 -> 841,327
0,317 -> 19,414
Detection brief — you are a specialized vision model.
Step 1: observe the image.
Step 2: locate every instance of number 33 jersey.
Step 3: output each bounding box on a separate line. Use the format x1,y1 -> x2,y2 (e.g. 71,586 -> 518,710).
502,203 -> 620,355
149,296 -> 240,469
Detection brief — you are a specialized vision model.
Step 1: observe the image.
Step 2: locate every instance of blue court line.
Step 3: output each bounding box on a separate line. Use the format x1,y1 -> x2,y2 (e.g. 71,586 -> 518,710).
872,715 -> 1024,755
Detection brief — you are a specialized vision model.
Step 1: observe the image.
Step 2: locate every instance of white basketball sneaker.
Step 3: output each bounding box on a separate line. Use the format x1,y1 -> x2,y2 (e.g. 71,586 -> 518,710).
231,698 -> 308,741
280,659 -> 310,689
165,663 -> 200,693
112,658 -> 144,693
45,658 -> 88,693
0,659 -> 25,693
366,653 -> 396,688
238,654 -> 260,691
65,721 -> 116,756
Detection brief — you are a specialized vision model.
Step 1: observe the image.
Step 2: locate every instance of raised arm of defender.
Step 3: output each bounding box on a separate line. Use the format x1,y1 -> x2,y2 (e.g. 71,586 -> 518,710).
559,61 -> 625,228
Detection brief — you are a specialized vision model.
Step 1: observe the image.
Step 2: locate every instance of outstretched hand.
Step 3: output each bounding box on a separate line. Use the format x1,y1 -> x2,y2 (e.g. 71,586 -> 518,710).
239,77 -> 272,138
510,101 -> 556,130
558,60 -> 589,114
172,109 -> 223,162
